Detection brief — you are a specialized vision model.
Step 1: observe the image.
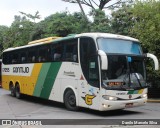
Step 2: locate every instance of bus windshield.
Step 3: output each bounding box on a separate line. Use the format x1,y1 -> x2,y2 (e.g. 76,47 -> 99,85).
97,38 -> 142,55
102,55 -> 146,90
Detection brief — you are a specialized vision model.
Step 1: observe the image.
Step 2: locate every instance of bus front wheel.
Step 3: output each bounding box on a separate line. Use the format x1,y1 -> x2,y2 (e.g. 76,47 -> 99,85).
64,90 -> 78,111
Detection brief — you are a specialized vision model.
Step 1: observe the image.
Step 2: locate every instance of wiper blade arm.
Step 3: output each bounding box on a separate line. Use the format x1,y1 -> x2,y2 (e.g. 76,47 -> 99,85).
134,73 -> 142,88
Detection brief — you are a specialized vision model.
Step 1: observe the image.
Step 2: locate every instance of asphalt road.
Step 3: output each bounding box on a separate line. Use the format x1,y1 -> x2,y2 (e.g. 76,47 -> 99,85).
0,88 -> 160,128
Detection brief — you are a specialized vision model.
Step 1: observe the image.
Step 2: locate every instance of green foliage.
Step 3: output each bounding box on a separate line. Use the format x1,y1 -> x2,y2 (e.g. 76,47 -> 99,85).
132,0 -> 160,52
0,25 -> 9,57
110,4 -> 134,36
37,12 -> 89,37
132,0 -> 160,87
8,15 -> 34,47
90,9 -> 111,32
1,15 -> 35,52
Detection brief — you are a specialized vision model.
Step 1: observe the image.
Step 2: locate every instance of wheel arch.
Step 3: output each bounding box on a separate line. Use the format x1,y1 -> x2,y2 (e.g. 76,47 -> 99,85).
63,86 -> 78,106
15,81 -> 21,93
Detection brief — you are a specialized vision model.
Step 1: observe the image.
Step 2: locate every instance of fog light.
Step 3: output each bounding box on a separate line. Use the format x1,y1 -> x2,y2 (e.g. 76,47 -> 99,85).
102,104 -> 111,108
103,104 -> 107,108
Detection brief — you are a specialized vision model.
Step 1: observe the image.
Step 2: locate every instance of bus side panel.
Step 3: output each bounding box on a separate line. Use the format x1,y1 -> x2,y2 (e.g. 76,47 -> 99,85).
38,62 -> 62,99
33,63 -> 51,97
49,62 -> 81,104
23,63 -> 42,95
1,63 -> 42,96
2,75 -> 11,90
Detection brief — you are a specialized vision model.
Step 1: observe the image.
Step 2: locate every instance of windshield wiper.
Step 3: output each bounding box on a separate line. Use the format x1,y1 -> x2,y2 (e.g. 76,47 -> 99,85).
133,73 -> 142,88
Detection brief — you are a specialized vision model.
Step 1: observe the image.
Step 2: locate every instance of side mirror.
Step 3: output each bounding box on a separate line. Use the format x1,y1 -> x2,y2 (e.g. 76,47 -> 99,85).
98,50 -> 108,70
143,47 -> 149,53
146,53 -> 159,70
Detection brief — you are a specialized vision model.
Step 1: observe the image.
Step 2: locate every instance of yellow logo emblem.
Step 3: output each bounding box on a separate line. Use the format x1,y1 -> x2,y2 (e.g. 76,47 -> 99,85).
82,94 -> 95,105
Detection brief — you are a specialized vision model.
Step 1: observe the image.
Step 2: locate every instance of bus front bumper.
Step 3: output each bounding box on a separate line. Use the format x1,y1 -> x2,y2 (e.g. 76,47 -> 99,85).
99,98 -> 147,111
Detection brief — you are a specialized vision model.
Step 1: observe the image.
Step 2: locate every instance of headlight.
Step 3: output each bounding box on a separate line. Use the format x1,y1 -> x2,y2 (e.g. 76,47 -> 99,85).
141,94 -> 147,98
102,95 -> 117,101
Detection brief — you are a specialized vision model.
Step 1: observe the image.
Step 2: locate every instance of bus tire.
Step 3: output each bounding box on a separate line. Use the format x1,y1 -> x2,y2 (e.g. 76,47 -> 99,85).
15,83 -> 22,99
64,89 -> 78,111
10,83 -> 15,97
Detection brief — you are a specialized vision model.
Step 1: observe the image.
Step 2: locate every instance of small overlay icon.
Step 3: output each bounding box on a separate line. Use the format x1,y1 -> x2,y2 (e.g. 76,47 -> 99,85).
2,120 -> 11,125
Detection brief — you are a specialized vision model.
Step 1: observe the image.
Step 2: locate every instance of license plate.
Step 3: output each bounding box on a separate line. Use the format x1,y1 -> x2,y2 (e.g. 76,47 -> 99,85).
125,103 -> 133,108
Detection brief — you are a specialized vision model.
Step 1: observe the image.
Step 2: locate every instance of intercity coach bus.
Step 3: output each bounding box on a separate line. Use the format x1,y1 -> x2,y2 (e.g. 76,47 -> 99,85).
2,33 -> 159,111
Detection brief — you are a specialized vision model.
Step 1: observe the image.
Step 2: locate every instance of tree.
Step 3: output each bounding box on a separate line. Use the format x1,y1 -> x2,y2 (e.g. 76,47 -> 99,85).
0,25 -> 9,57
62,0 -> 122,10
90,9 -> 111,32
19,11 -> 41,23
30,22 -> 46,40
3,15 -> 35,49
132,0 -> 160,87
110,3 -> 134,36
62,0 -> 132,32
37,12 -> 90,37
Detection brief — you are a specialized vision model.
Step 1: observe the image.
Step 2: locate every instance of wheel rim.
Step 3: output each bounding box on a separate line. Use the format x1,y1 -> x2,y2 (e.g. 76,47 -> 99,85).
68,94 -> 76,106
16,91 -> 19,97
11,86 -> 15,96
16,86 -> 20,98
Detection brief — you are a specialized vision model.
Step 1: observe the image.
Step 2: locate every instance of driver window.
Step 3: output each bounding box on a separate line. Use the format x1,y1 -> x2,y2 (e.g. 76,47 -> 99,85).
89,56 -> 99,87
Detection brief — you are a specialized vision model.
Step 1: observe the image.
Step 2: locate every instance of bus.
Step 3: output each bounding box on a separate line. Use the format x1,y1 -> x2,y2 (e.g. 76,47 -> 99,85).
0,59 -> 2,88
2,33 -> 159,111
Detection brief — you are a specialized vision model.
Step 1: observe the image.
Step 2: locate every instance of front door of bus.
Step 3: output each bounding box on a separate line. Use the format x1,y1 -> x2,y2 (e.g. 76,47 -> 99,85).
79,37 -> 100,110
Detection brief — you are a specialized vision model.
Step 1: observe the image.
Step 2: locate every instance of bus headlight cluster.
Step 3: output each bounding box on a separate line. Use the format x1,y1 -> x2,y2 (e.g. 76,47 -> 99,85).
102,95 -> 117,101
141,94 -> 147,98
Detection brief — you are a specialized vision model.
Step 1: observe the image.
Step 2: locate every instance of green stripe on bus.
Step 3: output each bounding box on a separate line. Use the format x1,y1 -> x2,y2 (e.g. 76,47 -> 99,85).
133,90 -> 138,94
33,63 -> 51,97
40,62 -> 62,99
127,90 -> 135,94
128,90 -> 140,94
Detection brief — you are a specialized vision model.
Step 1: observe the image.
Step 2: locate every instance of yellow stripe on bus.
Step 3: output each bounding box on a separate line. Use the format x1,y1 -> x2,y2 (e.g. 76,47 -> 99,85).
138,89 -> 144,94
26,63 -> 42,95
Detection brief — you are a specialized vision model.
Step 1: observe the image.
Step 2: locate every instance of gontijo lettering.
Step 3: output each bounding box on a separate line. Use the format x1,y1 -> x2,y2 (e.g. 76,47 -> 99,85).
13,67 -> 29,73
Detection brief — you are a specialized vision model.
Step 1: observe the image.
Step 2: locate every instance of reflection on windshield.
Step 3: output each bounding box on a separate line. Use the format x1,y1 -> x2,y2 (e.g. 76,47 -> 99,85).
102,55 -> 146,90
97,38 -> 142,55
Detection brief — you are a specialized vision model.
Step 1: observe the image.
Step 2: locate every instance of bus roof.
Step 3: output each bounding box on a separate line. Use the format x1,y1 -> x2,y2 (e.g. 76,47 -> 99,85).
3,33 -> 139,52
76,33 -> 139,42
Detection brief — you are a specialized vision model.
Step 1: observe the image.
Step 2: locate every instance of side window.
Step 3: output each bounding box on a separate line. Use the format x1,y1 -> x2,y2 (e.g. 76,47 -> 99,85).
80,37 -> 97,63
38,45 -> 51,62
51,43 -> 62,61
89,56 -> 99,87
11,52 -> 19,64
3,52 -> 10,64
28,47 -> 38,63
20,50 -> 27,63
63,39 -> 78,62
